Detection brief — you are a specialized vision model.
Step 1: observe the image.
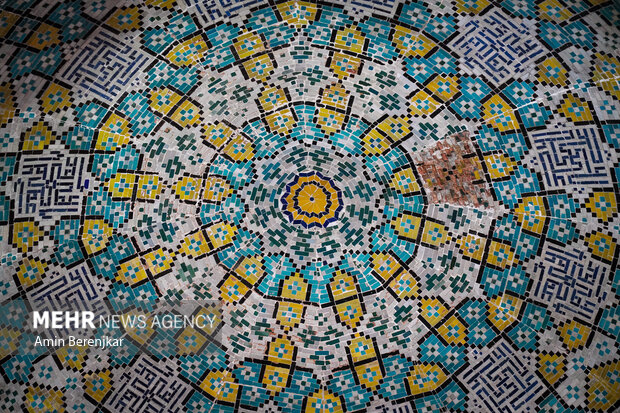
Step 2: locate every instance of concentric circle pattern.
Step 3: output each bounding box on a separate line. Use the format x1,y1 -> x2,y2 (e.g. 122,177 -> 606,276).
0,0 -> 619,411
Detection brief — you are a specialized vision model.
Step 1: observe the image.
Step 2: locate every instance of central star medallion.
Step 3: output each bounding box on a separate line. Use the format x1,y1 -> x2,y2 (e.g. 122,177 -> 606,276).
281,172 -> 343,229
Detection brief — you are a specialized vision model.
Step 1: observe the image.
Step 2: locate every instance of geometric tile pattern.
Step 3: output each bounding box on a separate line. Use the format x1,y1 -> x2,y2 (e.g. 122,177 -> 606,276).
0,0 -> 619,412
462,341 -> 545,412
59,30 -> 151,101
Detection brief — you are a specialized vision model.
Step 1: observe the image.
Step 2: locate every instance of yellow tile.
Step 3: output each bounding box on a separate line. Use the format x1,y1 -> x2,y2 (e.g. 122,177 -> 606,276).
200,370 -> 239,403
106,173 -> 136,199
335,298 -> 364,328
233,31 -> 265,59
166,35 -> 209,66
354,360 -> 383,390
334,26 -> 365,54
558,320 -> 591,351
437,316 -> 467,345
276,1 -> 317,27
393,214 -> 422,241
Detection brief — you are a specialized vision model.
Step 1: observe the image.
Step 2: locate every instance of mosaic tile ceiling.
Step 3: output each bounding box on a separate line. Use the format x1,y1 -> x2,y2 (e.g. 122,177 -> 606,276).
0,0 -> 619,411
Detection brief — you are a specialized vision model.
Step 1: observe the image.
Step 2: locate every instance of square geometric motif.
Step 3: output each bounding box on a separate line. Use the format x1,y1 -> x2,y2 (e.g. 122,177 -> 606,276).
58,30 -> 149,101
532,244 -> 610,322
529,126 -> 613,188
450,10 -> 545,83
461,340 -> 545,413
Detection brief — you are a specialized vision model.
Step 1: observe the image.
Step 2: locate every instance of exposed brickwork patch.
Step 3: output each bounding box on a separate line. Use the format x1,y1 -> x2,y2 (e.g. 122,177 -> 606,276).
414,131 -> 495,208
